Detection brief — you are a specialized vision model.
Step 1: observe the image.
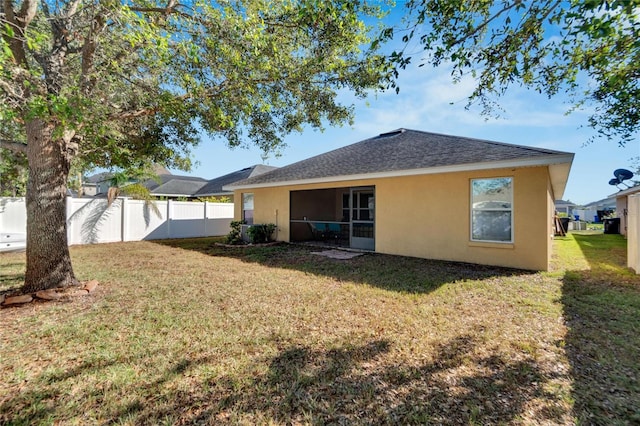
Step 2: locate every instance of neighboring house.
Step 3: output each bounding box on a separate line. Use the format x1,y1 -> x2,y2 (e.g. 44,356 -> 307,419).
140,174 -> 208,199
83,165 -> 275,200
82,171 -> 114,196
83,169 -> 207,199
555,199 -> 576,217
610,184 -> 640,236
194,165 -> 278,201
224,129 -> 574,271
574,196 -> 617,224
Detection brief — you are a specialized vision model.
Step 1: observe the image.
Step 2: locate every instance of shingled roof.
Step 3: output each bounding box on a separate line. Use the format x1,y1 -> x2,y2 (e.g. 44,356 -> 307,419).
224,129 -> 574,195
195,164 -> 278,196
142,174 -> 207,197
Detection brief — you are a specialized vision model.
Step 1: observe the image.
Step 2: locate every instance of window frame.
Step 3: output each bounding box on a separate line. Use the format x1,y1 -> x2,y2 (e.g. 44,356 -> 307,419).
470,177 -> 514,243
242,192 -> 254,225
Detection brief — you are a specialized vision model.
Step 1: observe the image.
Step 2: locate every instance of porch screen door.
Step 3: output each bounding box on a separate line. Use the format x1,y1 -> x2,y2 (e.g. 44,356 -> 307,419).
350,187 -> 375,250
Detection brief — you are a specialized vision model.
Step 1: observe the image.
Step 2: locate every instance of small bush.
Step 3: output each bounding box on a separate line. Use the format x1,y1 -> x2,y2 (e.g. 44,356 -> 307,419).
247,223 -> 276,244
226,220 -> 246,244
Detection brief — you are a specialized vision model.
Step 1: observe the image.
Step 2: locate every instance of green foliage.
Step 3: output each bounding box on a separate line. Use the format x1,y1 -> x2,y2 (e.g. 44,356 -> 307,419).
226,220 -> 246,245
0,149 -> 27,197
396,0 -> 640,145
197,195 -> 232,203
1,0 -> 393,171
247,223 -> 277,244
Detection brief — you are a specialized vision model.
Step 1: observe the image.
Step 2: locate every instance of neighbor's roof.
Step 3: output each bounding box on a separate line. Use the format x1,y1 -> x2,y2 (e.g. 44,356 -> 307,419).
224,129 -> 574,198
583,196 -> 617,209
85,172 -> 113,184
609,183 -> 640,199
142,174 -> 207,197
195,164 -> 278,196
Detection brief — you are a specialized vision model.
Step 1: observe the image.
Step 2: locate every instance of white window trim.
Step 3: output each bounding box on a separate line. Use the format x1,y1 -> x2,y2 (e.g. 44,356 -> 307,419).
242,192 -> 254,225
470,177 -> 514,244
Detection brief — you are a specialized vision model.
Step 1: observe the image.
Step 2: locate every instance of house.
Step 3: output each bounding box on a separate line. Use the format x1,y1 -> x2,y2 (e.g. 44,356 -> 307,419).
573,196 -> 617,224
140,173 -> 207,199
194,165 -> 278,201
610,184 -> 640,236
224,129 -> 574,271
554,199 -> 576,217
82,171 -> 114,196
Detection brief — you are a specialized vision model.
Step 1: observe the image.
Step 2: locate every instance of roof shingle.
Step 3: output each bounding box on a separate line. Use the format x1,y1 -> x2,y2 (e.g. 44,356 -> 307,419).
195,164 -> 277,196
226,129 -> 573,188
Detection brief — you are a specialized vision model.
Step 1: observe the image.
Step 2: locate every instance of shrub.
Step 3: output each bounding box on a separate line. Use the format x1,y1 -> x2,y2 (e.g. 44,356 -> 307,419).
247,223 -> 276,244
226,220 -> 245,244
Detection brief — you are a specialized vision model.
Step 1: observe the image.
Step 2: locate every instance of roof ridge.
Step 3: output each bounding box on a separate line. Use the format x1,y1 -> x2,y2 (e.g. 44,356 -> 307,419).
402,129 -> 567,155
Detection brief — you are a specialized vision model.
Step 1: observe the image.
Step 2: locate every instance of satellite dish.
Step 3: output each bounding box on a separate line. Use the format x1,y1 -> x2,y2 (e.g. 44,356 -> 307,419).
609,178 -> 621,186
614,168 -> 634,182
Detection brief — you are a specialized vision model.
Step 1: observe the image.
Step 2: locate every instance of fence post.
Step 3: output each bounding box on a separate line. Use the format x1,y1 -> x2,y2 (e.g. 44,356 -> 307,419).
204,201 -> 208,236
167,199 -> 172,239
121,197 -> 127,242
66,196 -> 72,245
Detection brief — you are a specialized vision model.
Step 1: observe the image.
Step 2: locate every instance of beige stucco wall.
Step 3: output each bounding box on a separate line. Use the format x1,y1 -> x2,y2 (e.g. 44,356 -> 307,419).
234,165 -> 555,270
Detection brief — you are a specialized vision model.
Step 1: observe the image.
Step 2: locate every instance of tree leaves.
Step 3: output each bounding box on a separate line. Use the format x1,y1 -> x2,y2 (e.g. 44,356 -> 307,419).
0,0 -> 393,171
398,0 -> 640,145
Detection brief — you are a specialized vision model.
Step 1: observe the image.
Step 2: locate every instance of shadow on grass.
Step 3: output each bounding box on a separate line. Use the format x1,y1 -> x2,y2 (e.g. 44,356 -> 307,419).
136,334 -> 567,424
0,272 -> 25,294
154,238 -> 534,295
205,337 -> 562,424
4,333 -> 569,424
561,233 -> 640,423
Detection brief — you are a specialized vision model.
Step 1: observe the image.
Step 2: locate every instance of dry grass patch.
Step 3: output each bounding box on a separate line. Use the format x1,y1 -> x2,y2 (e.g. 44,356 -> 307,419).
1,234 -> 638,424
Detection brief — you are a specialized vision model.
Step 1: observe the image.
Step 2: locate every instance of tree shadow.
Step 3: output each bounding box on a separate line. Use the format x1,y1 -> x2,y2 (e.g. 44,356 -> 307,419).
0,348 -> 197,425
1,331 -> 570,424
561,233 -> 640,423
115,334 -> 567,424
154,239 -> 535,295
0,271 -> 24,294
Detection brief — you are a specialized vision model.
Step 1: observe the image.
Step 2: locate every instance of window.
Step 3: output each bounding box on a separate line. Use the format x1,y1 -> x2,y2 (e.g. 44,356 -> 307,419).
242,193 -> 254,225
471,177 -> 513,242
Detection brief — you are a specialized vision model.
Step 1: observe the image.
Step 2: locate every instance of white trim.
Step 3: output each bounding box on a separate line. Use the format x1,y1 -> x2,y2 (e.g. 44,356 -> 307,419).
470,176 -> 514,244
224,154 -> 574,191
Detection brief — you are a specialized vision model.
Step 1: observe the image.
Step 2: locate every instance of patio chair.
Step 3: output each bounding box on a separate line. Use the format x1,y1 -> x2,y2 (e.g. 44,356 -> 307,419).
308,222 -> 329,241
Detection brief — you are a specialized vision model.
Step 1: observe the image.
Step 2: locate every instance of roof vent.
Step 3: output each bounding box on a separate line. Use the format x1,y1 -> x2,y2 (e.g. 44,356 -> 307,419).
379,129 -> 405,138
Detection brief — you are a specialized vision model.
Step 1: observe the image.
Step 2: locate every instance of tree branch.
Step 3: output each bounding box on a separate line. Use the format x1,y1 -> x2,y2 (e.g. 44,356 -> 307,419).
63,0 -> 83,19
16,0 -> 37,26
0,139 -> 27,153
128,0 -> 182,14
81,12 -> 107,94
453,1 -> 523,45
2,0 -> 28,66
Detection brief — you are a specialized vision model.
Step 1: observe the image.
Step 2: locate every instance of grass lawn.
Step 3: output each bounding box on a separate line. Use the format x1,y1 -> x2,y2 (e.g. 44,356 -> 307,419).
1,233 -> 639,425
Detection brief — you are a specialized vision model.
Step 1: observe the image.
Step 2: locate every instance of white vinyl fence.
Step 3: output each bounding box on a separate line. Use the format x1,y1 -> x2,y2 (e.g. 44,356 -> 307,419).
0,197 -> 233,245
627,194 -> 640,274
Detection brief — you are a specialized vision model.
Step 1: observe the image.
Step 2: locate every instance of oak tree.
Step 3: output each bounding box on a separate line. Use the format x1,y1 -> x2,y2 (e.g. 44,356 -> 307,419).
0,0 -> 391,292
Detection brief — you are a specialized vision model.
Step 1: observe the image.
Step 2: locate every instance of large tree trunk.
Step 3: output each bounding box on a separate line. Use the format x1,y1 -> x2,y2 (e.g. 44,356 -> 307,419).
23,119 -> 79,293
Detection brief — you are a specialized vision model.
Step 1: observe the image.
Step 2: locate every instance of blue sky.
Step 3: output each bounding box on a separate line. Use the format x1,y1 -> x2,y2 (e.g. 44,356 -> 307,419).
172,6 -> 639,206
